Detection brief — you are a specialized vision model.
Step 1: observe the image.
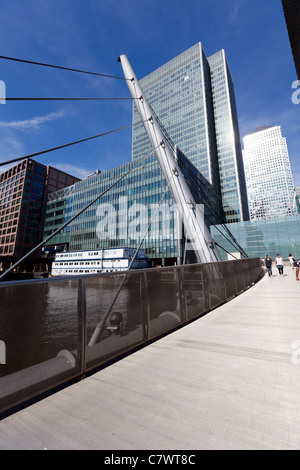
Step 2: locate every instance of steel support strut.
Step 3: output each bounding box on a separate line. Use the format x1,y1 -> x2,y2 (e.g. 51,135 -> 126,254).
118,55 -> 221,263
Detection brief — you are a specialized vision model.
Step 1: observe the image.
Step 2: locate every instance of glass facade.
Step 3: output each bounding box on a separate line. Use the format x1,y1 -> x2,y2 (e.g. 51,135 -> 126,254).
68,155 -> 178,262
132,43 -> 249,223
242,126 -> 295,220
42,43 -> 251,263
43,149 -> 223,264
43,186 -> 75,250
211,214 -> 300,260
293,187 -> 300,213
208,50 -> 249,223
132,43 -> 219,189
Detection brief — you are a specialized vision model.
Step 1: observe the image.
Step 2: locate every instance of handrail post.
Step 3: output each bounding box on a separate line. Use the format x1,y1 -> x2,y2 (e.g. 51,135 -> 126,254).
176,266 -> 188,321
142,271 -> 151,340
77,278 -> 87,378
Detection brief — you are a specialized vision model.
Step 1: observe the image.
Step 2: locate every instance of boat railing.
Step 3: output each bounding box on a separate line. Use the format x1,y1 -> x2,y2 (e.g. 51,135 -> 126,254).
0,257 -> 262,418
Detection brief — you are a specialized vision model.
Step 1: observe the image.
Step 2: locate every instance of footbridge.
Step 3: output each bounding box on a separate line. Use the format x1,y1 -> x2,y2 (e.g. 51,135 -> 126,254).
1,260 -> 300,450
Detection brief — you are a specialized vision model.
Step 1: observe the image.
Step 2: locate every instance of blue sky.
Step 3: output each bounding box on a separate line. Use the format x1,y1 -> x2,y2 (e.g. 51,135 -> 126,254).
0,0 -> 299,185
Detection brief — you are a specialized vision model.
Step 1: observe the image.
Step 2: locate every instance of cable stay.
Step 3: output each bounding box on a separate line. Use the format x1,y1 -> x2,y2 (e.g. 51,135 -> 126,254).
0,55 -> 129,80
0,120 -> 149,168
214,242 -> 240,260
2,97 -> 137,101
178,157 -> 248,258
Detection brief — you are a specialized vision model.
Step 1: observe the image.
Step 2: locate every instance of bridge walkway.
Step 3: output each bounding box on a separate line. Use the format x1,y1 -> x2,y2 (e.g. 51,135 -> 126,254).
0,267 -> 300,450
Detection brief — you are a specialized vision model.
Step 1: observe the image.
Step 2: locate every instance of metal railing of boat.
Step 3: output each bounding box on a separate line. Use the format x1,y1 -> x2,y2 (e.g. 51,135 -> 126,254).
0,258 -> 262,417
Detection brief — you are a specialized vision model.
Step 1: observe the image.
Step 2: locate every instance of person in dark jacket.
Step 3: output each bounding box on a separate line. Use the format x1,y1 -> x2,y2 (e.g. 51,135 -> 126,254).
265,255 -> 272,277
296,259 -> 300,281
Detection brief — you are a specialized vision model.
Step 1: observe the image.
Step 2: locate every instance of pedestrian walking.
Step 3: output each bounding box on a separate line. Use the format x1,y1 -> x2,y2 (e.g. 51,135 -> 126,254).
288,253 -> 296,269
296,259 -> 300,281
275,253 -> 285,276
265,255 -> 272,277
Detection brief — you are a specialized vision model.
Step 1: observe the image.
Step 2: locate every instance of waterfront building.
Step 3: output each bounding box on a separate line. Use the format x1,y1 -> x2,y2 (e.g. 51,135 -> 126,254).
0,159 -> 79,269
242,126 -> 295,220
42,185 -> 76,255
43,43 -> 251,265
132,43 -> 249,223
282,0 -> 300,80
43,148 -> 223,266
211,214 -> 300,261
208,50 -> 249,224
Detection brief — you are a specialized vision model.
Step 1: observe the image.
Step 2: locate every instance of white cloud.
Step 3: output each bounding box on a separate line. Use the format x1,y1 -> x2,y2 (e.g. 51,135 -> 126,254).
229,3 -> 240,22
49,162 -> 92,179
0,129 -> 26,170
239,107 -> 300,143
0,110 -> 65,131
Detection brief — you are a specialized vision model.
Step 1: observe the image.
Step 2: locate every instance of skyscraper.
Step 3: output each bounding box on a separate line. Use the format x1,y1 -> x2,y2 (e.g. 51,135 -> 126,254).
208,50 -> 249,224
132,43 -> 249,223
242,126 -> 295,220
42,43 -> 250,265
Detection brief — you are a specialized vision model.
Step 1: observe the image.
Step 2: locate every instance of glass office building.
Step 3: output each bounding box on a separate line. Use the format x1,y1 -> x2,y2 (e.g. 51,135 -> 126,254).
42,43 -> 250,264
44,149 -> 223,265
43,185 -> 76,253
242,126 -> 295,220
211,214 -> 300,260
132,43 -> 249,223
208,50 -> 249,224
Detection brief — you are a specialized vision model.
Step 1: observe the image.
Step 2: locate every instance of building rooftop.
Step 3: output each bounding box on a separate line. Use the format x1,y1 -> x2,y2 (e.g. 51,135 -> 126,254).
250,126 -> 274,134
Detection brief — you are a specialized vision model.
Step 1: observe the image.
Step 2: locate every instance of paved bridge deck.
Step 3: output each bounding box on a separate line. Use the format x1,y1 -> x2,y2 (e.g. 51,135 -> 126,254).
1,267 -> 300,450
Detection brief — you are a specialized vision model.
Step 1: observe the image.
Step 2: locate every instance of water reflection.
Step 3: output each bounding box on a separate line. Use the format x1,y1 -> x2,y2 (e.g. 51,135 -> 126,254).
1,263 -> 245,379
0,277 -> 137,378
0,281 -> 77,377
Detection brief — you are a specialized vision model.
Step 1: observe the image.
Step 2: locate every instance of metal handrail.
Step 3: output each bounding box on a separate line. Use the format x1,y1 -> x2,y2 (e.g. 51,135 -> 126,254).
0,258 -> 262,417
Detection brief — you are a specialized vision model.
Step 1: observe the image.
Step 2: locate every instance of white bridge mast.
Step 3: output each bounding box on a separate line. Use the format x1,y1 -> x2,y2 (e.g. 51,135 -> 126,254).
119,55 -> 221,264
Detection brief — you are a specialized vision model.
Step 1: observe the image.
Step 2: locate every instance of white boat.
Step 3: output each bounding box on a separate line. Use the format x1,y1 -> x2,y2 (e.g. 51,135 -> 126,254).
51,247 -> 149,276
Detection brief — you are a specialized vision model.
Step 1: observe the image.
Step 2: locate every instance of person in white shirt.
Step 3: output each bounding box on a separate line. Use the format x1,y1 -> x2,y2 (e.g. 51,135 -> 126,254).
275,254 -> 285,276
288,253 -> 296,269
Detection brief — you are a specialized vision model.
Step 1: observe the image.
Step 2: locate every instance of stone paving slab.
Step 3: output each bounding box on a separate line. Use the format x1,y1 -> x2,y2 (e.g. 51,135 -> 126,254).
0,267 -> 300,450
